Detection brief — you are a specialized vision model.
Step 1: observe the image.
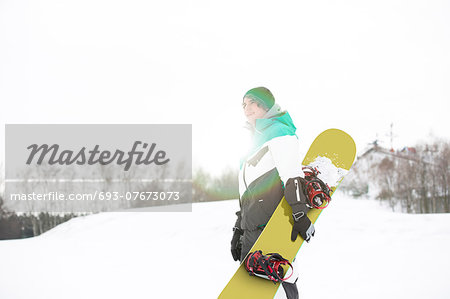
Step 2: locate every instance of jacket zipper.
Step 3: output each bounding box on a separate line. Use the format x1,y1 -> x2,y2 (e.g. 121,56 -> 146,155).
294,179 -> 301,202
243,162 -> 248,191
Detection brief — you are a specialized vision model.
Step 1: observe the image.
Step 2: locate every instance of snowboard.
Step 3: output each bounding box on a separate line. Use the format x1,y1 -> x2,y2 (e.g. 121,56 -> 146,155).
219,128 -> 356,299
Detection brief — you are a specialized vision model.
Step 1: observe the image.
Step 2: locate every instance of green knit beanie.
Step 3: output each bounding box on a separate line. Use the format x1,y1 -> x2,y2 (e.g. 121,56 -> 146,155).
243,87 -> 275,110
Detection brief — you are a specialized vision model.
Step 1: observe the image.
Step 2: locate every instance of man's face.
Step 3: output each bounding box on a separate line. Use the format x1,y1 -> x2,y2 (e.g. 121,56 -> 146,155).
242,97 -> 267,126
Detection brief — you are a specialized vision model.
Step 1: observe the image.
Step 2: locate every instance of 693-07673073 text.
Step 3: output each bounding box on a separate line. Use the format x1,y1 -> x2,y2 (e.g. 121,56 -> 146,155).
9,191 -> 181,201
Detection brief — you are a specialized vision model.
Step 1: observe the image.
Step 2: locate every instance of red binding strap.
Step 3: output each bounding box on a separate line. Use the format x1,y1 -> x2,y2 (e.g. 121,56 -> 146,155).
302,166 -> 332,209
244,250 -> 293,284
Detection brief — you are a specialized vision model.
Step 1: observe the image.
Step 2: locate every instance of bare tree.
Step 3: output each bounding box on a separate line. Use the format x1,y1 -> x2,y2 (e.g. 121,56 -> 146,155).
347,138 -> 449,214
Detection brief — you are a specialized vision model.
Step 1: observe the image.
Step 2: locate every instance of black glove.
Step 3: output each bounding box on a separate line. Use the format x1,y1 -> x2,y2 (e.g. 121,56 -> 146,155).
230,227 -> 243,261
285,177 -> 315,242
291,204 -> 315,242
230,211 -> 243,261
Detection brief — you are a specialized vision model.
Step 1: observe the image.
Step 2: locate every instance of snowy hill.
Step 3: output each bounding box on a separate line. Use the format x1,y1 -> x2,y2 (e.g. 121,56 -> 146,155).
0,193 -> 449,299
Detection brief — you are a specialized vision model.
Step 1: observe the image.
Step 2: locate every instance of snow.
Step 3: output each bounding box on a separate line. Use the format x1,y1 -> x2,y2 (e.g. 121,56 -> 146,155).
308,156 -> 348,186
0,193 -> 449,299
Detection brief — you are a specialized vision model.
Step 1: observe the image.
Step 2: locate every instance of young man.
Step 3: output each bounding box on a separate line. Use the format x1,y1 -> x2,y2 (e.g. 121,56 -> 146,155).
230,87 -> 314,299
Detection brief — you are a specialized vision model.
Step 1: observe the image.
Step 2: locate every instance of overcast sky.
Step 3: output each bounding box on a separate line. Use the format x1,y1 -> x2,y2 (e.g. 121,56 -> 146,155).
1,0 -> 449,175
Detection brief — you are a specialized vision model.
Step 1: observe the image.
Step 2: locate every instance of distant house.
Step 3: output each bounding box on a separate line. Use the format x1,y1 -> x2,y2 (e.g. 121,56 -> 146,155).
340,142 -> 419,196
359,142 -> 419,164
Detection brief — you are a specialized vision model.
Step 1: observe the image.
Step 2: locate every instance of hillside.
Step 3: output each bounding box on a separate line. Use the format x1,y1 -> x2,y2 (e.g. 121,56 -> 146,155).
0,193 -> 449,299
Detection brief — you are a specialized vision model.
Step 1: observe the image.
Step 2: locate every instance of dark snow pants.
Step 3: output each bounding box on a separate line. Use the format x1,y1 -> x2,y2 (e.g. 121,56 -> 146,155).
239,226 -> 264,262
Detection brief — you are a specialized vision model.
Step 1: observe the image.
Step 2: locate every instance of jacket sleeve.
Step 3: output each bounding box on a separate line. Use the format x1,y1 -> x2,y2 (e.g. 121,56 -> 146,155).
267,135 -> 304,185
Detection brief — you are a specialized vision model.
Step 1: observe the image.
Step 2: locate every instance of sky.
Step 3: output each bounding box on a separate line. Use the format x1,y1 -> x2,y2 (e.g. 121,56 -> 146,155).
1,0 -> 449,175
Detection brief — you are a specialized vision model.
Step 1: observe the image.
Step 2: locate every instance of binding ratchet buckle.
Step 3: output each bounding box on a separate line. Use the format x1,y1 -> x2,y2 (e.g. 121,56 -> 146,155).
302,166 -> 332,209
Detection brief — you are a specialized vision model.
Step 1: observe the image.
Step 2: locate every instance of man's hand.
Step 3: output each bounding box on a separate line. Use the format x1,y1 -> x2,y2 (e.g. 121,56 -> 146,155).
291,209 -> 315,242
230,227 -> 243,261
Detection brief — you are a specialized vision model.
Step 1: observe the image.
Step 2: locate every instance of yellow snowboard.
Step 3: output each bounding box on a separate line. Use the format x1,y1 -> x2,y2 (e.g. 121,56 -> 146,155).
219,129 -> 356,299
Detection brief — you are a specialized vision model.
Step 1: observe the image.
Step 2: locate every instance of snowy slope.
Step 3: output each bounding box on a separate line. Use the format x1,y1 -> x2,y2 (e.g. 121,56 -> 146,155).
0,193 -> 449,299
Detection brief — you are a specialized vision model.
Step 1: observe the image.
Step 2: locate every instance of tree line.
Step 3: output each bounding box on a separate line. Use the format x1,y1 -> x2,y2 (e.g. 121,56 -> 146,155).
193,167 -> 239,202
0,196 -> 79,240
2,138 -> 448,240
342,139 -> 449,213
0,166 -> 239,240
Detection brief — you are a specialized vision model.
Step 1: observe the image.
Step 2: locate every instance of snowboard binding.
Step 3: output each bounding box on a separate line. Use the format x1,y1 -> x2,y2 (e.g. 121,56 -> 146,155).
302,166 -> 332,209
244,250 -> 293,284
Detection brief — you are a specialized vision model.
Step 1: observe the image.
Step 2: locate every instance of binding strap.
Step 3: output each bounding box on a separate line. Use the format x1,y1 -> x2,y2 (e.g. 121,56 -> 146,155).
244,250 -> 293,284
302,166 -> 332,209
